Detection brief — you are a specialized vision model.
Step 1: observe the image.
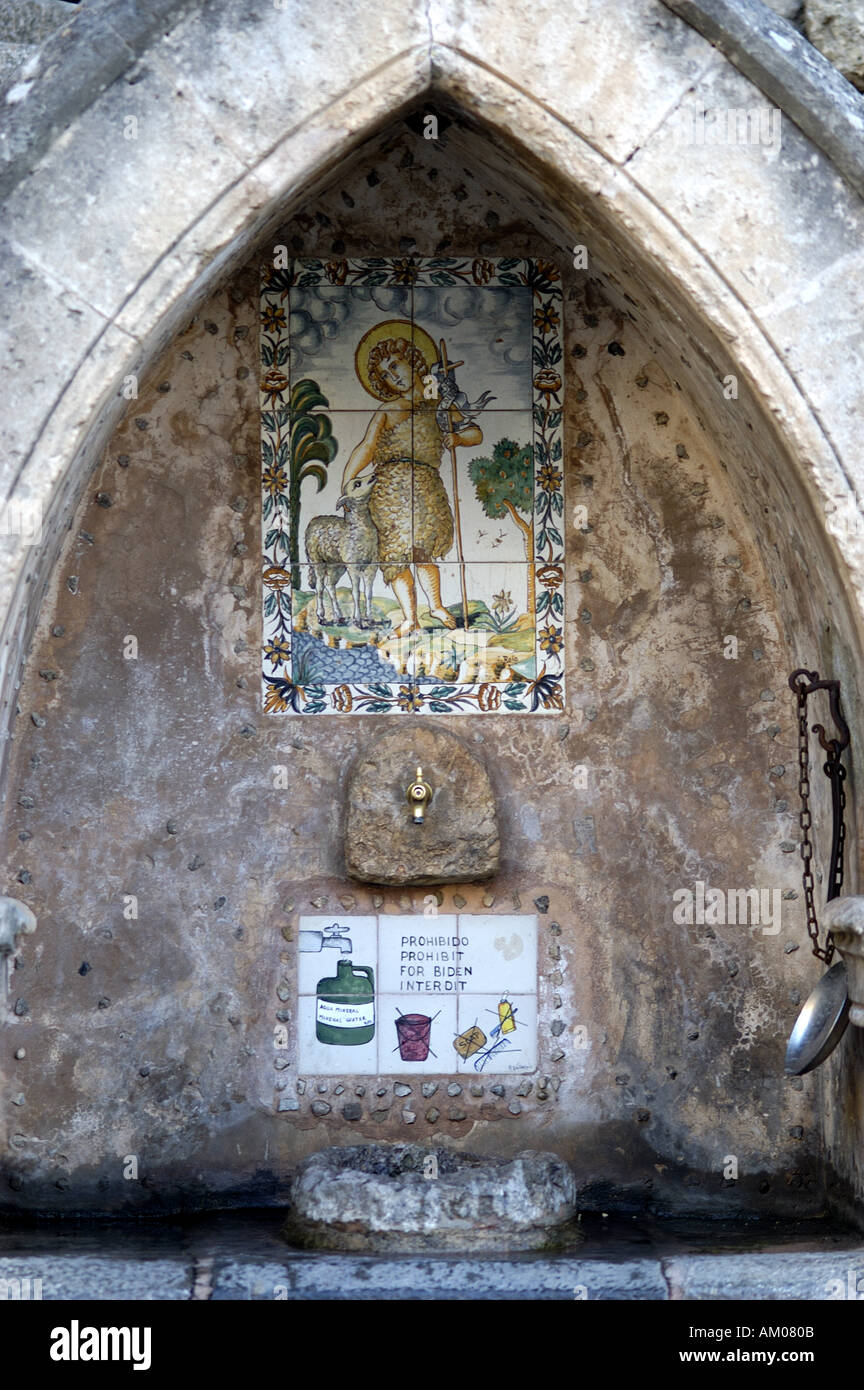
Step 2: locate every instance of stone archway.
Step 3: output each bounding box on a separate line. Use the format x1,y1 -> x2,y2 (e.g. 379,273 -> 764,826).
3,0 -> 864,1213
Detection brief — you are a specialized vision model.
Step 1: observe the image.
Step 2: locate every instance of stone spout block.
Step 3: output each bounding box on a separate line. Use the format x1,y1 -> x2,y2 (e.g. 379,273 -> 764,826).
345,727 -> 499,885
0,896 -> 36,958
823,896 -> 864,1028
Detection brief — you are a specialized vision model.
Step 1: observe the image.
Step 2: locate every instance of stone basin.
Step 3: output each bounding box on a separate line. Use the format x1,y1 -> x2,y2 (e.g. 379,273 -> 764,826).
283,1144 -> 581,1252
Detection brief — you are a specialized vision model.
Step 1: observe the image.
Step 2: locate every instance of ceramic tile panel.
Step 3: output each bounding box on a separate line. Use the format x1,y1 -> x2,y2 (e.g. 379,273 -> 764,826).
441,409 -> 535,566
278,280 -> 413,410
296,913 -> 539,1076
411,279 -> 534,411
424,564 -> 537,684
260,257 -> 564,716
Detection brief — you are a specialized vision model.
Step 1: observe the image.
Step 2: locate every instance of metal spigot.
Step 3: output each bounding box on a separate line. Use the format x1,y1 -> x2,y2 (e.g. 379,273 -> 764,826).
406,764 -> 432,825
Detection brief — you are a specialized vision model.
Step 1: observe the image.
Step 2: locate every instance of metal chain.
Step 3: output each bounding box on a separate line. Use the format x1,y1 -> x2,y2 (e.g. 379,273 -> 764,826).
832,758 -> 847,902
838,767 -> 844,895
795,686 -> 840,964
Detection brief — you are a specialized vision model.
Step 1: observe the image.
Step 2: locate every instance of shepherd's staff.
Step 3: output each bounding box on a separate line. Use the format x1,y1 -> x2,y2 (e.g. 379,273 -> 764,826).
437,338 -> 470,631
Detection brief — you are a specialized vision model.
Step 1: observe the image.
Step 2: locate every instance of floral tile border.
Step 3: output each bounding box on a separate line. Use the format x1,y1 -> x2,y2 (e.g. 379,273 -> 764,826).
260,256 -> 564,715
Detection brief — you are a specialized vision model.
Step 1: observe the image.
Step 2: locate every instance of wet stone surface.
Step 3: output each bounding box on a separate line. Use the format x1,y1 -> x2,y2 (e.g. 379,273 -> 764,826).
283,1143 -> 580,1251
1,1210 -> 861,1300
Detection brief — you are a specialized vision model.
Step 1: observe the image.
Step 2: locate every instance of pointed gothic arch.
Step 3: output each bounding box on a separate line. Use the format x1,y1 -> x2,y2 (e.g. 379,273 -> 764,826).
3,0 -> 864,1211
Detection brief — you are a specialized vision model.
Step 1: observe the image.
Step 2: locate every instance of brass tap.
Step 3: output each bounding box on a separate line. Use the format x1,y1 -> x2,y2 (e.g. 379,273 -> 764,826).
406,765 -> 433,825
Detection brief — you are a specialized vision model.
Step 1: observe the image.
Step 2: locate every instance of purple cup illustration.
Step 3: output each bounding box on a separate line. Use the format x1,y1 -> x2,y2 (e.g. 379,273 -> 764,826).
395,1012 -> 432,1062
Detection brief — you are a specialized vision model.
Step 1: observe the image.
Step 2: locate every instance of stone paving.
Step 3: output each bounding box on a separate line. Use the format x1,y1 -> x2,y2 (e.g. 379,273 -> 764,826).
2,1212 -> 862,1300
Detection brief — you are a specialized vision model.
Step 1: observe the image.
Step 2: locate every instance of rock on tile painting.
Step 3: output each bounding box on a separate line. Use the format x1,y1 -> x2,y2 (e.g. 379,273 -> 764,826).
260,257 -> 564,715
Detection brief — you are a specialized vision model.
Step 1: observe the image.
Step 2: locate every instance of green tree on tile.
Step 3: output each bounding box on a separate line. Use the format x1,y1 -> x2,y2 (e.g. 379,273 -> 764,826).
468,438 -> 535,612
288,379 -> 338,590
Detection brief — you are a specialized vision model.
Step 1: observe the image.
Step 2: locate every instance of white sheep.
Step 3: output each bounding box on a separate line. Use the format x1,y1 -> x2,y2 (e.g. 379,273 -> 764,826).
305,473 -> 379,628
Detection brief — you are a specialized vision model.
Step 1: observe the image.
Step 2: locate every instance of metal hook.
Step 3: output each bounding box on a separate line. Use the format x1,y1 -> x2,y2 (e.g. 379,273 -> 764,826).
788,668 -> 850,755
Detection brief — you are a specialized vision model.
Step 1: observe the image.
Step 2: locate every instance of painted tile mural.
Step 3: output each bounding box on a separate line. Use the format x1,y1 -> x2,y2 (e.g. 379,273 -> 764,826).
260,257 -> 564,715
296,914 -> 538,1075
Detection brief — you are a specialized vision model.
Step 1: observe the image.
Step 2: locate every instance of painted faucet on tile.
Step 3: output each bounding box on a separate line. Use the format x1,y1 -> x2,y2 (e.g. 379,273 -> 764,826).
260,257 -> 564,714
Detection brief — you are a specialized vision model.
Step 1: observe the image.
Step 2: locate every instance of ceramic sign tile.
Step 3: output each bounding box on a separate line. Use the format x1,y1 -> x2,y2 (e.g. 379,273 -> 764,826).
455,913 -> 538,987
376,915 -> 461,991
295,913 -> 539,1075
297,915 -> 377,994
296,995 -> 379,1076
260,256 -> 564,715
456,994 -> 538,1076
379,994 -> 460,1075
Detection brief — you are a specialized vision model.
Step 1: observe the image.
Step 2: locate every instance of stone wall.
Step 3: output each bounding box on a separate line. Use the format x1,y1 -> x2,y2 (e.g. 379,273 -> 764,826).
806,0 -> 864,92
0,1 -> 77,88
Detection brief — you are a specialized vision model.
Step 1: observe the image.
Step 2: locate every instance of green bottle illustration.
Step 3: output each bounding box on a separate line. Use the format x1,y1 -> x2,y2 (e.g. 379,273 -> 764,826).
315,958 -> 375,1045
